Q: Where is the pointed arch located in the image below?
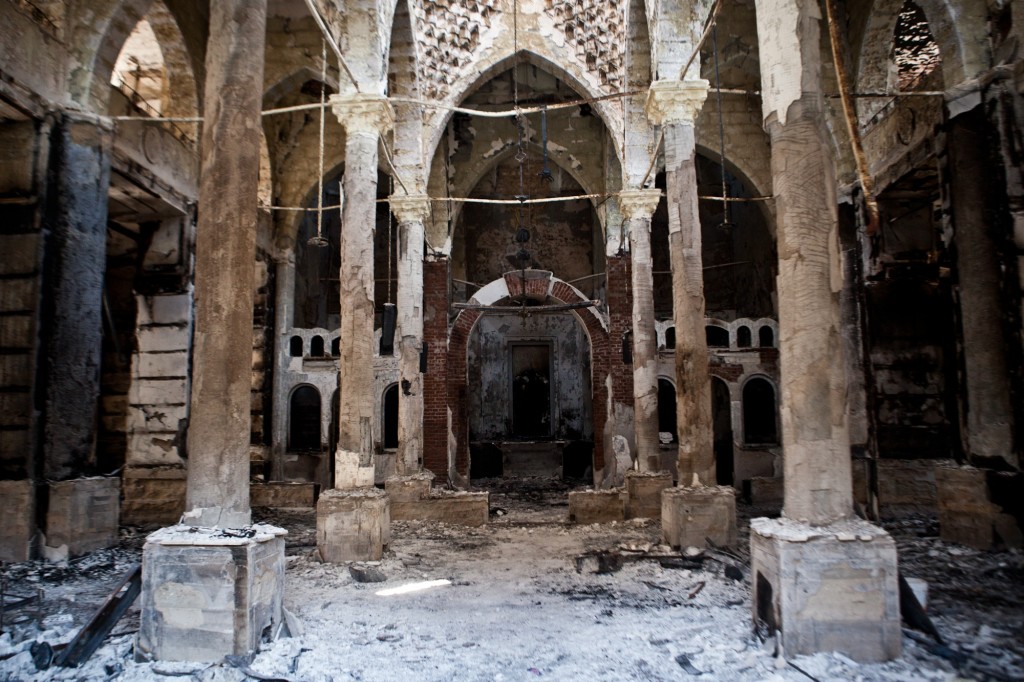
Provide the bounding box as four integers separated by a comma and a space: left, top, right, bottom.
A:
443, 271, 611, 481
856, 0, 989, 104
424, 50, 624, 172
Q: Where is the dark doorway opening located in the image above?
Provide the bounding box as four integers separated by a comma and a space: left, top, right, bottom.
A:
289, 386, 321, 451
382, 383, 399, 450
712, 377, 734, 485
511, 343, 551, 438
657, 379, 677, 442
743, 377, 778, 444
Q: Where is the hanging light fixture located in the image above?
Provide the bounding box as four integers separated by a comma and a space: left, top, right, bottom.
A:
712, 23, 735, 235
309, 40, 331, 247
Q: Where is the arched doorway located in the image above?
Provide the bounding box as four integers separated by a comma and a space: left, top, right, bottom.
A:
657, 378, 677, 443
743, 377, 778, 445
289, 385, 322, 452
382, 383, 399, 450
467, 305, 592, 479
712, 377, 734, 486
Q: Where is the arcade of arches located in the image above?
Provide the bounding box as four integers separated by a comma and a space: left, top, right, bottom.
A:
0, 0, 1022, 667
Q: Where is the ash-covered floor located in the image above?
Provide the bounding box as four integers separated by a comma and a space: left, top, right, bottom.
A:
1, 480, 1022, 681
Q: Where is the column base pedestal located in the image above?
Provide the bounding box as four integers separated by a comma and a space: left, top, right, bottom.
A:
568, 489, 625, 524
625, 470, 673, 518
661, 485, 736, 548
936, 464, 1023, 549
750, 517, 901, 662
45, 477, 120, 559
316, 487, 390, 561
137, 523, 287, 662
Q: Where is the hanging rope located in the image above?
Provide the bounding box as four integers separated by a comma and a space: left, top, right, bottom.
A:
308, 40, 329, 247
824, 0, 880, 236
712, 23, 733, 231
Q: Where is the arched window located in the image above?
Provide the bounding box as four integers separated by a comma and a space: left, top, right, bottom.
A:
289, 386, 321, 451
706, 325, 729, 348
382, 384, 399, 450
657, 379, 677, 443
893, 0, 942, 93
759, 326, 774, 348
664, 327, 676, 349
289, 335, 304, 357
310, 335, 325, 357
331, 336, 340, 356
743, 378, 778, 444
737, 325, 752, 348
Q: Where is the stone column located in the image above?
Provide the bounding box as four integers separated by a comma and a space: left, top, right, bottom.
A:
41, 113, 113, 482
948, 108, 1015, 470
389, 195, 429, 475
314, 93, 393, 562
329, 93, 394, 488
39, 113, 121, 558
270, 252, 295, 481
183, 0, 267, 529
620, 188, 664, 472
645, 80, 715, 485
933, 106, 1022, 551
139, 1, 288, 664
646, 80, 736, 550
748, 0, 900, 661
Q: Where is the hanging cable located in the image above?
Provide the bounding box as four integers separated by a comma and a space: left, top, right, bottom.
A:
712, 23, 733, 232
387, 175, 395, 305
512, 0, 531, 314
380, 174, 397, 355
309, 40, 330, 247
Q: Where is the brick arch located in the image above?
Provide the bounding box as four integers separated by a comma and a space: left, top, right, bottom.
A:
443, 271, 612, 481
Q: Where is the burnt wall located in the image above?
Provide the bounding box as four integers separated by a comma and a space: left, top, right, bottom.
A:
467, 311, 592, 442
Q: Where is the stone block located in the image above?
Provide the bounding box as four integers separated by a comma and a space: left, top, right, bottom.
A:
0, 315, 33, 347
127, 404, 188, 432
127, 432, 184, 467
747, 476, 784, 506
137, 326, 191, 353
0, 354, 31, 386
251, 482, 316, 508
390, 491, 488, 526
45, 477, 120, 557
385, 473, 435, 502
137, 293, 192, 326
568, 489, 625, 524
130, 378, 189, 406
936, 465, 1023, 549
0, 392, 31, 426
662, 485, 737, 548
750, 517, 901, 662
0, 278, 34, 311
122, 467, 187, 526
625, 470, 673, 519
317, 488, 390, 562
0, 479, 34, 562
136, 351, 189, 379
137, 524, 286, 662
0, 234, 40, 276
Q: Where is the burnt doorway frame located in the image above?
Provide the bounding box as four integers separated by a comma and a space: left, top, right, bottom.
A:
508, 339, 555, 440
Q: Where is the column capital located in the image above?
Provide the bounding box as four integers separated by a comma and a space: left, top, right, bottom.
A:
389, 194, 431, 223
645, 79, 710, 127
329, 93, 395, 136
618, 188, 663, 221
